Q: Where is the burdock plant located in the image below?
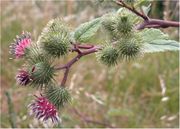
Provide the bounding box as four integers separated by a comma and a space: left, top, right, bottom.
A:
9, 0, 179, 126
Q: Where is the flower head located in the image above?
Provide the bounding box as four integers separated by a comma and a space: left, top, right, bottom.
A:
16, 69, 32, 86
96, 44, 119, 67
45, 86, 71, 109
28, 95, 60, 124
9, 31, 31, 58
30, 62, 55, 88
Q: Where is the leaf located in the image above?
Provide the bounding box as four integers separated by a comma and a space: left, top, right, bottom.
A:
142, 3, 151, 15
141, 28, 169, 43
141, 28, 180, 53
135, 0, 152, 7
73, 18, 102, 43
143, 39, 180, 53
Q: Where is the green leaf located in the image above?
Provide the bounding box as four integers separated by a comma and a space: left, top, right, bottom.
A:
143, 39, 180, 53
135, 0, 152, 7
141, 28, 179, 53
73, 18, 102, 43
141, 28, 169, 43
142, 3, 151, 15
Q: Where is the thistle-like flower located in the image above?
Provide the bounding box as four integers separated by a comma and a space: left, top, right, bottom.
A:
45, 86, 71, 109
42, 32, 70, 58
102, 13, 118, 40
116, 15, 133, 36
28, 95, 60, 124
31, 62, 55, 88
118, 36, 143, 60
96, 44, 119, 67
16, 69, 32, 86
39, 18, 70, 58
9, 32, 31, 58
102, 13, 116, 33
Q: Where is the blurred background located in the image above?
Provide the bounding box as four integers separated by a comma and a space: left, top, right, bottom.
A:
0, 0, 179, 128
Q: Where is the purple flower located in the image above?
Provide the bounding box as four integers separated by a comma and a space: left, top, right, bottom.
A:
16, 69, 32, 86
9, 31, 31, 58
28, 95, 60, 124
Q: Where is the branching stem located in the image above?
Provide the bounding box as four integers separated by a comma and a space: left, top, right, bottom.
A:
55, 44, 101, 86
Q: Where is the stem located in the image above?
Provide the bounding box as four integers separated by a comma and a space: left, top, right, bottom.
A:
56, 45, 101, 86
5, 91, 17, 128
75, 44, 94, 49
71, 44, 95, 53
61, 68, 70, 86
60, 54, 81, 86
137, 18, 180, 30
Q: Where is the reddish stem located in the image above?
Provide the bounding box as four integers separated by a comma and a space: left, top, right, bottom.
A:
56, 44, 101, 86
71, 44, 95, 53
137, 19, 180, 30
76, 44, 94, 49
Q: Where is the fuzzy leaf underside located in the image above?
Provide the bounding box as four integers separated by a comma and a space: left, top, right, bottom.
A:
141, 28, 169, 43
141, 28, 179, 53
143, 39, 180, 53
73, 18, 102, 43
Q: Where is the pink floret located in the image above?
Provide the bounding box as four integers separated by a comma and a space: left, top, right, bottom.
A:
28, 95, 60, 124
16, 69, 32, 86
9, 32, 31, 58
